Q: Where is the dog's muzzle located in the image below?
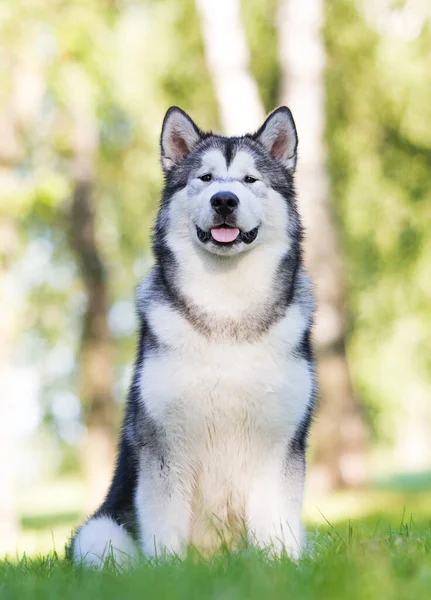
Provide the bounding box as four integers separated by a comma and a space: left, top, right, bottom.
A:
196, 225, 259, 246
210, 191, 239, 218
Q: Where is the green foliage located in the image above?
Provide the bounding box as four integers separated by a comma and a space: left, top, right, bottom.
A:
2, 0, 431, 473
0, 0, 218, 466
325, 1, 431, 441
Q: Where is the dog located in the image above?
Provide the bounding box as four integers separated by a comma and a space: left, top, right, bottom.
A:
70, 106, 316, 568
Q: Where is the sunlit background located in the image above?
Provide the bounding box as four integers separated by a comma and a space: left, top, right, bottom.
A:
1, 0, 431, 559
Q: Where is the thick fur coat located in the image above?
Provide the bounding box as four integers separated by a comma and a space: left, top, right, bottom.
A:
70, 106, 316, 567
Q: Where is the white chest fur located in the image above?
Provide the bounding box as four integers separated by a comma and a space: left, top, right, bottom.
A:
139, 299, 311, 543
142, 300, 310, 434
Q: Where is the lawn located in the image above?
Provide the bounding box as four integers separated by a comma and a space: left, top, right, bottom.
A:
1, 474, 431, 599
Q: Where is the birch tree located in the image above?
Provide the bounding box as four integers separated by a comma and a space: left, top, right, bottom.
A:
196, 0, 367, 490
277, 0, 368, 490
195, 0, 264, 134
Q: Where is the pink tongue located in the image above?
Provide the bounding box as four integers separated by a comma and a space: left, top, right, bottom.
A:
211, 227, 240, 243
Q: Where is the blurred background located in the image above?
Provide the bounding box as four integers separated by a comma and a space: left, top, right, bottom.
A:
1, 0, 431, 559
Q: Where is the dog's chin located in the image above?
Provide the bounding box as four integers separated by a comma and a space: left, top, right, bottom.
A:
194, 224, 259, 256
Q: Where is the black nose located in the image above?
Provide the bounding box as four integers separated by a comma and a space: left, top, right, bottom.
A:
210, 191, 239, 217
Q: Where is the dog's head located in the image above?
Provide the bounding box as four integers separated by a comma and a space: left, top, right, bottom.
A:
157, 106, 300, 258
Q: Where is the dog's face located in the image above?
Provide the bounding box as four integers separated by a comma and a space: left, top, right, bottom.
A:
158, 107, 299, 258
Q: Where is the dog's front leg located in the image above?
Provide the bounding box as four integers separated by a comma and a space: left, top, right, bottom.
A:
246, 452, 305, 559
135, 449, 192, 558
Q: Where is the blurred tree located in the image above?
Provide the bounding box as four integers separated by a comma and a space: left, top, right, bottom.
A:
325, 0, 431, 470
0, 0, 119, 508
195, 0, 264, 134
0, 19, 43, 551
44, 3, 120, 508
0, 0, 219, 501
197, 0, 368, 491
277, 0, 368, 490
68, 94, 116, 510
1, 0, 429, 517
0, 219, 19, 552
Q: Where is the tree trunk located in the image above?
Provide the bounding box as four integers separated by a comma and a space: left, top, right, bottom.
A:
68, 111, 117, 512
195, 0, 264, 135
277, 0, 368, 491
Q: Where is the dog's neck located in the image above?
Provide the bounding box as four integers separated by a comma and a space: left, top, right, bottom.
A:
180, 242, 283, 312
155, 236, 299, 341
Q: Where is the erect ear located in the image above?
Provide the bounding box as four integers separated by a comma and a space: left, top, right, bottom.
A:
254, 107, 298, 171
160, 107, 202, 172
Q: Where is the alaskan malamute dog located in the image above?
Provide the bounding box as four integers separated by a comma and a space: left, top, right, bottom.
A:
71, 106, 316, 567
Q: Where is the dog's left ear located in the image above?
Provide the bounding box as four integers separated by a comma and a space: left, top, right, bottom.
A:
160, 107, 202, 172
254, 107, 298, 172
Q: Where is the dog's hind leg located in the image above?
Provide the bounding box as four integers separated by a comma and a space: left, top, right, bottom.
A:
71, 514, 139, 569
70, 436, 140, 569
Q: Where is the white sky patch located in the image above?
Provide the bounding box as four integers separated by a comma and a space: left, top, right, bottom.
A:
52, 391, 81, 422
109, 300, 137, 336
16, 238, 53, 291
362, 0, 430, 40
4, 367, 42, 438
45, 345, 75, 379
52, 392, 85, 446
58, 422, 86, 446
45, 262, 76, 291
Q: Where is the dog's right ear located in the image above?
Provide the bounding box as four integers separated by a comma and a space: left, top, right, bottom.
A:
160, 107, 202, 172
254, 107, 298, 172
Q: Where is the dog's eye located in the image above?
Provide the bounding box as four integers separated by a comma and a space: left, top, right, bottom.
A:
199, 174, 212, 182
244, 176, 257, 184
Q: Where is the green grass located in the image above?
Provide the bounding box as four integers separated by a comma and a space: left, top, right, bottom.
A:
1, 475, 431, 599
1, 519, 431, 600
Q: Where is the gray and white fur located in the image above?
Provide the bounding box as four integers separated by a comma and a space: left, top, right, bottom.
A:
70, 106, 316, 567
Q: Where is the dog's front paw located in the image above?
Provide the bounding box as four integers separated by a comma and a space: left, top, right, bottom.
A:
249, 522, 303, 561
